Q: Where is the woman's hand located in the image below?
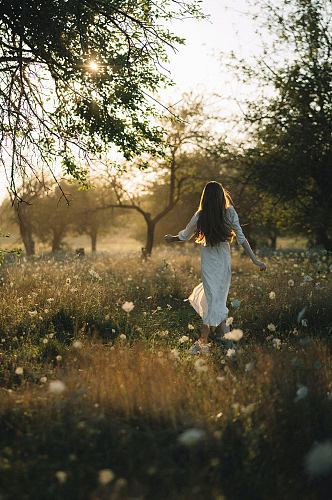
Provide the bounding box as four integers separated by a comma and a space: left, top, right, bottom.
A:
164, 234, 174, 243
254, 259, 267, 271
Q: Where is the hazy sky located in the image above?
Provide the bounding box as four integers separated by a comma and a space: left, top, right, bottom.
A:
0, 0, 262, 203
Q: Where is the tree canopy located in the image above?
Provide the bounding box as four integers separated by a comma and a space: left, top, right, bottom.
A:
0, 0, 203, 198
230, 0, 332, 249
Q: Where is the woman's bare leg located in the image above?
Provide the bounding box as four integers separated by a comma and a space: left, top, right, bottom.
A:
199, 324, 210, 344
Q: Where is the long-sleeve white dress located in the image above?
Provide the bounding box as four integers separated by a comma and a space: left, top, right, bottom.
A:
178, 205, 246, 327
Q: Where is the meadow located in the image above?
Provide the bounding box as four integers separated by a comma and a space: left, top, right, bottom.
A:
0, 244, 331, 500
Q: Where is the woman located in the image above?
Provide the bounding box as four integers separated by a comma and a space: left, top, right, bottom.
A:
164, 181, 266, 354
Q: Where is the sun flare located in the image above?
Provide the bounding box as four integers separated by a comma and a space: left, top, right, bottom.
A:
87, 60, 99, 72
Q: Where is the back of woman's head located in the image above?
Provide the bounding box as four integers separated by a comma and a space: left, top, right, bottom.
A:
195, 181, 233, 246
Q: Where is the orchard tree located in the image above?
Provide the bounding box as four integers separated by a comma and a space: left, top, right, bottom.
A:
93, 94, 219, 256
229, 0, 332, 249
0, 0, 203, 199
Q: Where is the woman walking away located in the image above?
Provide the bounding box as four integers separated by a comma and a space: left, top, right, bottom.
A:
164, 181, 266, 354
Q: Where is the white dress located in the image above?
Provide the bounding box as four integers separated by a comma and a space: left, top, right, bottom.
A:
178, 205, 246, 327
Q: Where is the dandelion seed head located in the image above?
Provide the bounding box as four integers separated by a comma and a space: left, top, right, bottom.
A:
224, 329, 243, 341
49, 380, 66, 394
304, 441, 332, 476
98, 469, 115, 485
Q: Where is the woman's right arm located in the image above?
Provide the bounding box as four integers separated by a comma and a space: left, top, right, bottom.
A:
164, 212, 199, 243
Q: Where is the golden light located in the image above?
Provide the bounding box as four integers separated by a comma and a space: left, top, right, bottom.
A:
87, 60, 99, 72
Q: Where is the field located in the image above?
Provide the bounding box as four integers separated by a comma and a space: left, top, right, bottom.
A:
0, 244, 331, 500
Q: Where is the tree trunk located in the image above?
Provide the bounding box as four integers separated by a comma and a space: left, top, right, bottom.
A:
52, 230, 63, 252
269, 232, 277, 250
143, 218, 155, 257
90, 230, 97, 252
315, 228, 332, 251
16, 207, 35, 255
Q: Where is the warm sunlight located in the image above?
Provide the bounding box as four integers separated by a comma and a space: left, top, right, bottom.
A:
87, 60, 99, 72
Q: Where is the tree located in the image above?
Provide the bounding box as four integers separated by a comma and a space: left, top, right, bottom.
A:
229, 0, 332, 249
0, 0, 203, 198
93, 94, 217, 256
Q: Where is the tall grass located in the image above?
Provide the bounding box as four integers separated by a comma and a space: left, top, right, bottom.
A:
0, 246, 331, 499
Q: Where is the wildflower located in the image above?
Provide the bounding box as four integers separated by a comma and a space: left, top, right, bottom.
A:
267, 323, 276, 332
89, 269, 100, 279
304, 441, 332, 476
294, 383, 308, 402
56, 355, 62, 361
288, 279, 295, 287
119, 334, 126, 340
304, 275, 313, 282
224, 329, 243, 341
49, 380, 66, 394
166, 304, 172, 310
15, 367, 23, 375
194, 358, 208, 372
187, 323, 195, 330
66, 277, 71, 285
70, 287, 78, 293
226, 317, 233, 326
231, 299, 241, 308
170, 348, 179, 360
47, 298, 54, 303
44, 309, 49, 314
28, 310, 38, 317
40, 376, 47, 383
122, 301, 134, 313
55, 471, 67, 484
226, 348, 236, 358
178, 428, 206, 446
72, 341, 82, 349
179, 335, 189, 343
272, 338, 281, 349
297, 307, 306, 323
98, 469, 115, 485
216, 376, 225, 382
269, 291, 276, 300
301, 319, 308, 327
42, 338, 48, 344
159, 330, 169, 337
105, 314, 110, 320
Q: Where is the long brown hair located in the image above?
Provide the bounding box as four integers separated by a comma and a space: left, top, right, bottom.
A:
195, 181, 233, 246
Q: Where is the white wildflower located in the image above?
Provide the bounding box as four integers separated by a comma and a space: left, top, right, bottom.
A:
55, 471, 67, 483
28, 310, 38, 317
178, 428, 206, 446
49, 380, 66, 394
98, 469, 115, 485
294, 383, 308, 402
226, 348, 236, 358
89, 269, 100, 279
194, 358, 208, 372
56, 355, 62, 361
288, 279, 295, 287
226, 317, 233, 326
119, 334, 126, 340
224, 329, 243, 342
267, 323, 276, 332
47, 298, 55, 303
187, 323, 195, 330
42, 338, 48, 344
304, 441, 332, 476
269, 291, 276, 300
245, 362, 254, 372
66, 277, 71, 285
15, 367, 23, 375
179, 335, 189, 343
72, 341, 82, 349
122, 301, 134, 313
297, 307, 306, 324
40, 376, 47, 383
159, 330, 169, 337
301, 319, 308, 327
272, 338, 281, 349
